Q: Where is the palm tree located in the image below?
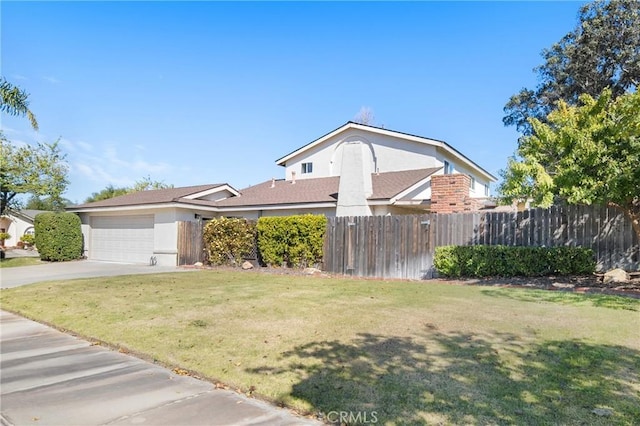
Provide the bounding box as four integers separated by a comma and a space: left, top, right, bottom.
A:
0, 77, 38, 131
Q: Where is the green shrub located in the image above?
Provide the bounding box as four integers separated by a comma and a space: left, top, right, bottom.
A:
434, 245, 595, 278
203, 217, 256, 266
20, 234, 35, 245
34, 212, 83, 261
0, 232, 11, 242
257, 215, 327, 267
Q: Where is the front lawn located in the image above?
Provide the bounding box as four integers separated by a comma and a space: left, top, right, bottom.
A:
0, 257, 43, 268
2, 271, 639, 424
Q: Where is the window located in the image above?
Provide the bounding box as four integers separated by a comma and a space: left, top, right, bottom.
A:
301, 162, 313, 174
484, 183, 490, 196
444, 160, 453, 174
469, 176, 475, 190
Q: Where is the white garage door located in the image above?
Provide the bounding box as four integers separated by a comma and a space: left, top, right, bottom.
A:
91, 215, 154, 264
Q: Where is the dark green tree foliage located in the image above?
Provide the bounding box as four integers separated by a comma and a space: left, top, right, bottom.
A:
257, 215, 326, 267
434, 245, 595, 278
504, 0, 640, 135
84, 177, 173, 203
34, 212, 83, 261
25, 195, 74, 211
84, 185, 130, 203
203, 217, 256, 266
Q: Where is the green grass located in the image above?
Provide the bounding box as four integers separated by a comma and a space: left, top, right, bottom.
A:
0, 257, 43, 268
2, 271, 639, 425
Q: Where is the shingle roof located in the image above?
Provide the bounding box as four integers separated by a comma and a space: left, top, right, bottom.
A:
215, 168, 440, 208
68, 169, 442, 211
70, 184, 226, 209
215, 176, 340, 207
370, 167, 441, 200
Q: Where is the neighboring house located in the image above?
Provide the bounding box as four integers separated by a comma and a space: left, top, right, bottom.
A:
0, 210, 46, 247
68, 122, 497, 266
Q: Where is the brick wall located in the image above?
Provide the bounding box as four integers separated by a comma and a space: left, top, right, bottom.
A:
430, 174, 481, 214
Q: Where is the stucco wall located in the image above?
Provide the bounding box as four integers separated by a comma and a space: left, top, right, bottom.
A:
0, 216, 35, 247
284, 129, 440, 180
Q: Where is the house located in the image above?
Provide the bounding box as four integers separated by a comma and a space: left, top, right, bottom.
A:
68, 122, 497, 266
0, 210, 46, 247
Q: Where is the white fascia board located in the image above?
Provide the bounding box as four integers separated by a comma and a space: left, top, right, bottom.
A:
367, 200, 393, 206
389, 175, 434, 204
393, 199, 432, 206
184, 184, 240, 199
68, 202, 221, 214
217, 202, 337, 212
437, 145, 497, 182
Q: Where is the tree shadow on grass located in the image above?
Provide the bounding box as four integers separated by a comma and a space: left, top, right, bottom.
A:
249, 331, 640, 425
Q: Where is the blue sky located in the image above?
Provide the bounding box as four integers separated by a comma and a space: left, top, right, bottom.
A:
1, 1, 585, 203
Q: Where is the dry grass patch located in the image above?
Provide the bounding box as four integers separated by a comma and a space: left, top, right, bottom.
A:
2, 270, 639, 425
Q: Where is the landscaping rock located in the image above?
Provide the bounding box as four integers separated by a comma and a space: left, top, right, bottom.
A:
303, 267, 322, 275
591, 408, 613, 417
194, 262, 203, 267
552, 282, 574, 289
603, 268, 628, 284
241, 261, 254, 270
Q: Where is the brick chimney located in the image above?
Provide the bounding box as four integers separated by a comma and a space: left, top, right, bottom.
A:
430, 174, 481, 214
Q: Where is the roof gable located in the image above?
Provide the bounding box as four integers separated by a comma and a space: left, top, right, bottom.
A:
275, 122, 497, 182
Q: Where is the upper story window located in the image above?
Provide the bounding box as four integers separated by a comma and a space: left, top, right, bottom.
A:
301, 162, 313, 174
444, 160, 453, 174
484, 183, 490, 196
469, 176, 476, 190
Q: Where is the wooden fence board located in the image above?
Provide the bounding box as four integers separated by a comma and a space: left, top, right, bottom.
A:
323, 205, 638, 278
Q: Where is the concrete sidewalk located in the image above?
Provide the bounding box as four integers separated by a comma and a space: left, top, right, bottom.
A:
0, 311, 319, 426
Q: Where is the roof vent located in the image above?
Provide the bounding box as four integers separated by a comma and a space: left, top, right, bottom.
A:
291, 171, 296, 184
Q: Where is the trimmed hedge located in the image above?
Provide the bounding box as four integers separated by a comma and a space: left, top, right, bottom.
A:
434, 245, 595, 278
257, 215, 326, 267
203, 217, 256, 266
34, 212, 83, 261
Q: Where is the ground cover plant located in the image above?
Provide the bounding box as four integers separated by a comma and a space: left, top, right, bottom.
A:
2, 271, 639, 425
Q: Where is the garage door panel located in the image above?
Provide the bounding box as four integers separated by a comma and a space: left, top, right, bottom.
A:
91, 215, 154, 264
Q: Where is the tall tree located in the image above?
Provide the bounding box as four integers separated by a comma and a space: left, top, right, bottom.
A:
25, 195, 75, 211
84, 185, 130, 203
503, 0, 640, 135
0, 77, 39, 131
1, 79, 68, 215
0, 136, 69, 215
499, 89, 640, 238
84, 177, 173, 203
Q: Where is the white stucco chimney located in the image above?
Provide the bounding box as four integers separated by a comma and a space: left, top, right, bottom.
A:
336, 141, 373, 216
291, 171, 296, 184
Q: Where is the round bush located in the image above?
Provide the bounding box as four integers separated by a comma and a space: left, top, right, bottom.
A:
34, 212, 83, 261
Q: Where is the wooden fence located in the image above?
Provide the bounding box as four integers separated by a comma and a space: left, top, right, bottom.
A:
178, 205, 639, 276
323, 215, 433, 279
324, 205, 639, 279
177, 221, 205, 265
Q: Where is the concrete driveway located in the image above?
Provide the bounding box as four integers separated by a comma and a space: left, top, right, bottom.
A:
1, 260, 192, 288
